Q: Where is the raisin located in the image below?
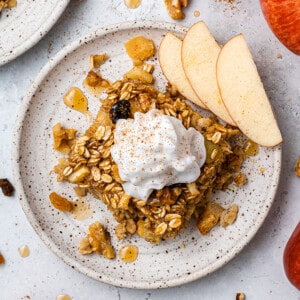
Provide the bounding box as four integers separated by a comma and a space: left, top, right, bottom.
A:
0, 178, 14, 197
109, 100, 131, 123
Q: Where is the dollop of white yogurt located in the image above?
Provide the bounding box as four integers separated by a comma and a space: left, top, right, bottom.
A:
111, 109, 206, 201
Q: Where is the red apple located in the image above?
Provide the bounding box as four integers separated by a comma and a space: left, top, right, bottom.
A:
259, 0, 300, 55
283, 222, 300, 290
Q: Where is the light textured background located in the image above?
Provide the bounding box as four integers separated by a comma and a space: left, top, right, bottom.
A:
0, 0, 299, 299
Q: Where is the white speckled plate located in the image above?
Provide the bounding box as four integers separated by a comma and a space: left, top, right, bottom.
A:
0, 0, 69, 66
12, 21, 282, 289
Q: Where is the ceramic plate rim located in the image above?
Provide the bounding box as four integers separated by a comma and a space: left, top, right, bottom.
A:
12, 21, 282, 289
0, 0, 70, 66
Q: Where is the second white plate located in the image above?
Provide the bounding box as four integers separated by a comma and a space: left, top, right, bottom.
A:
0, 0, 70, 66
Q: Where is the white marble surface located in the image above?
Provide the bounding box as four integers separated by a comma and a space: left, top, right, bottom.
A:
0, 0, 299, 299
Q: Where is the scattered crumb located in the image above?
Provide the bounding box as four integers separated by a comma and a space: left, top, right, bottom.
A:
0, 253, 5, 265
276, 53, 282, 59
194, 10, 200, 17
56, 295, 72, 300
18, 245, 30, 258
215, 0, 241, 13
0, 178, 14, 197
236, 292, 246, 300
295, 156, 300, 177
48, 42, 53, 54
259, 167, 266, 174
234, 172, 247, 187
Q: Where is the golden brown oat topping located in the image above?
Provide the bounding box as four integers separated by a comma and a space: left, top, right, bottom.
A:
53, 78, 245, 244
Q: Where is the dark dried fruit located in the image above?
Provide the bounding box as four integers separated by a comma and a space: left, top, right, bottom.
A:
0, 178, 14, 197
109, 100, 131, 123
0, 253, 5, 265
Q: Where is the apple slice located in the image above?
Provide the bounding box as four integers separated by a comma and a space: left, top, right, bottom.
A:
158, 33, 207, 109
217, 34, 282, 147
181, 21, 236, 126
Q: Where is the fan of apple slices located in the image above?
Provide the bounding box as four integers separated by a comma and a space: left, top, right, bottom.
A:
158, 21, 282, 147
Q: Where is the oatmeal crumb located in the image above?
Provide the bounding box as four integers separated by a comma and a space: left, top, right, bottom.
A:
18, 245, 30, 258
295, 156, 300, 177
236, 292, 246, 300
56, 295, 72, 300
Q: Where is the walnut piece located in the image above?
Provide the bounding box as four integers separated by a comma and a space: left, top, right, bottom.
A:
79, 222, 115, 259
196, 201, 224, 235
164, 0, 188, 20
52, 123, 77, 155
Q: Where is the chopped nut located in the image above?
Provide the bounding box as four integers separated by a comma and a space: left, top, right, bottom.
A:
78, 222, 115, 259
73, 186, 87, 197
49, 192, 73, 212
18, 245, 30, 258
52, 123, 77, 154
124, 67, 153, 83
0, 178, 14, 197
164, 0, 188, 20
196, 201, 224, 235
220, 204, 239, 227
234, 172, 247, 187
90, 53, 108, 69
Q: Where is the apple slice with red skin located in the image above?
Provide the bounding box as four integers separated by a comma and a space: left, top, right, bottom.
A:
259, 0, 300, 55
283, 222, 300, 290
